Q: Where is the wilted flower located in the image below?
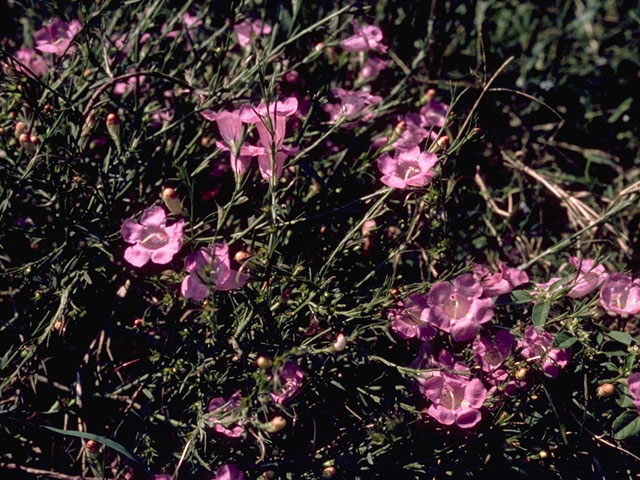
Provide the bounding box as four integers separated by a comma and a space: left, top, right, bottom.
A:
35, 18, 81, 55
270, 361, 304, 404
518, 326, 570, 379
473, 263, 529, 297
388, 293, 435, 341
341, 22, 387, 53
377, 146, 438, 189
567, 257, 607, 298
120, 206, 184, 267
424, 274, 494, 342
208, 393, 244, 438
181, 244, 248, 301
599, 273, 640, 315
420, 350, 487, 429
234, 19, 272, 48
627, 373, 640, 412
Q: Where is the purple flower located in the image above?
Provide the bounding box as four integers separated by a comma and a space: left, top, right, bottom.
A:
234, 20, 272, 48
424, 274, 494, 342
324, 88, 381, 123
341, 22, 387, 53
419, 99, 449, 139
212, 464, 244, 480
270, 362, 304, 404
35, 18, 81, 55
377, 146, 438, 189
473, 263, 529, 297
518, 326, 570, 379
627, 373, 640, 413
10, 48, 49, 76
359, 56, 388, 80
473, 330, 515, 373
120, 206, 184, 267
567, 257, 607, 298
181, 244, 248, 301
388, 293, 435, 341
599, 273, 640, 315
208, 393, 244, 438
421, 351, 487, 429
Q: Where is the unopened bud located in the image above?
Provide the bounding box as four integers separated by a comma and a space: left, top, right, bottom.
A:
393, 120, 406, 137
134, 318, 143, 327
260, 471, 275, 480
539, 450, 548, 459
314, 42, 324, 52
256, 356, 272, 369
333, 333, 347, 352
390, 288, 399, 296
54, 321, 63, 330
14, 121, 25, 137
106, 113, 121, 151
266, 415, 287, 433
29, 135, 39, 145
423, 88, 436, 103
86, 440, 98, 452
515, 368, 528, 381
106, 113, 119, 126
596, 383, 615, 398
234, 251, 249, 262
0, 127, 5, 135
322, 466, 337, 478
436, 135, 449, 148
18, 133, 30, 145
162, 187, 184, 216
83, 69, 93, 79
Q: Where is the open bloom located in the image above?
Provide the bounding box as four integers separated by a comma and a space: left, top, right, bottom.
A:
359, 56, 388, 80
234, 19, 272, 48
239, 97, 299, 179
9, 48, 49, 76
599, 273, 640, 315
473, 263, 529, 297
424, 274, 493, 342
628, 373, 640, 412
567, 257, 607, 298
419, 99, 449, 138
388, 293, 435, 341
35, 18, 81, 55
208, 393, 244, 438
341, 22, 387, 53
324, 88, 381, 123
420, 350, 487, 429
377, 146, 438, 189
181, 244, 248, 301
473, 330, 515, 373
121, 206, 184, 267
270, 362, 304, 404
212, 464, 244, 480
518, 326, 570, 379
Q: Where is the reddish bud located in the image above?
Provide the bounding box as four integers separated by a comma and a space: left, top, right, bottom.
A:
333, 333, 347, 352
29, 135, 39, 145
53, 321, 63, 330
266, 416, 287, 433
86, 440, 98, 452
256, 356, 272, 369
234, 251, 249, 263
18, 133, 30, 145
597, 383, 615, 398
436, 135, 449, 148
134, 318, 143, 327
14, 121, 25, 136
162, 187, 183, 215
515, 368, 528, 381
322, 466, 337, 478
106, 113, 119, 126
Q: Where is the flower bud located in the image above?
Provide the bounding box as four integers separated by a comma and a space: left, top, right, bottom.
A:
86, 440, 98, 452
515, 368, 528, 381
393, 120, 406, 137
423, 88, 436, 103
314, 42, 324, 52
234, 251, 249, 263
106, 113, 121, 151
539, 450, 548, 459
256, 356, 272, 369
596, 383, 615, 398
14, 121, 25, 137
54, 321, 63, 330
322, 466, 337, 478
436, 135, 449, 149
333, 333, 347, 352
134, 318, 143, 327
29, 135, 39, 145
260, 471, 275, 480
162, 187, 184, 216
266, 416, 287, 433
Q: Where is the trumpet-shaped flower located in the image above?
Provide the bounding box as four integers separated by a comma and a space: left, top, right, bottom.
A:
359, 56, 388, 80
324, 88, 381, 123
599, 273, 640, 315
234, 20, 272, 48
388, 293, 435, 341
567, 257, 607, 298
35, 18, 81, 55
208, 393, 244, 438
377, 146, 438, 189
627, 373, 640, 412
181, 244, 248, 301
419, 99, 449, 138
424, 274, 494, 342
518, 326, 570, 379
473, 330, 515, 373
473, 263, 529, 297
121, 206, 184, 267
270, 362, 304, 404
341, 22, 387, 53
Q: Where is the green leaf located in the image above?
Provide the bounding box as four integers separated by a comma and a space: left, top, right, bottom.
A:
511, 290, 533, 303
41, 425, 145, 467
531, 300, 550, 328
608, 330, 634, 346
614, 415, 640, 440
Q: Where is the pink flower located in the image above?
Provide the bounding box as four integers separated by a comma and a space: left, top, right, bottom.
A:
600, 273, 640, 315
35, 18, 81, 55
566, 257, 607, 298
421, 350, 487, 429
208, 393, 244, 438
121, 206, 184, 267
113, 73, 146, 96
359, 56, 388, 80
234, 20, 272, 48
473, 263, 529, 297
419, 100, 449, 134
518, 326, 570, 379
212, 464, 244, 480
341, 22, 387, 53
424, 274, 494, 342
181, 244, 248, 301
239, 97, 299, 179
10, 48, 49, 76
324, 88, 381, 123
388, 293, 436, 341
473, 330, 515, 373
270, 361, 304, 404
155, 475, 171, 480
627, 373, 640, 412
377, 146, 438, 189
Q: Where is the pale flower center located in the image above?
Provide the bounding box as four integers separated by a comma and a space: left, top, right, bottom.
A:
443, 293, 471, 321
610, 285, 629, 309
440, 383, 464, 410
140, 226, 169, 250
